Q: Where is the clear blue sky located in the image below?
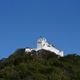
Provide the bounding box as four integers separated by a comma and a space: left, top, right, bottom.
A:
0, 0, 80, 59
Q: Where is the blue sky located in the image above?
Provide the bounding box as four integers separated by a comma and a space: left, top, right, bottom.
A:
0, 0, 80, 59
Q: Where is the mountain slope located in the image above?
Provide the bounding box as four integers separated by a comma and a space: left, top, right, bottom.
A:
0, 48, 80, 80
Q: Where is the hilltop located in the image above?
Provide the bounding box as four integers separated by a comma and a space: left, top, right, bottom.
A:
0, 48, 80, 80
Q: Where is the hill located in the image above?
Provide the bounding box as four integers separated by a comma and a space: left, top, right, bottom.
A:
0, 48, 80, 80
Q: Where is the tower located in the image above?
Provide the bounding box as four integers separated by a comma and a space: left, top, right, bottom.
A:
37, 37, 47, 49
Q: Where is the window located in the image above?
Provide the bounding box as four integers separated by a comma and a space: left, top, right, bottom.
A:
43, 44, 45, 46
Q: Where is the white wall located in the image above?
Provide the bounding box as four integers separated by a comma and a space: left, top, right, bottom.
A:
25, 38, 64, 57
37, 38, 64, 57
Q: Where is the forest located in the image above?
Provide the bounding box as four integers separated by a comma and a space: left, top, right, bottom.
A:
0, 48, 80, 80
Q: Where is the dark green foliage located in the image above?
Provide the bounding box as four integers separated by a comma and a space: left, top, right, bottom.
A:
0, 48, 80, 80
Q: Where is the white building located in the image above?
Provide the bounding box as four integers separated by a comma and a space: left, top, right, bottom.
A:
25, 37, 64, 57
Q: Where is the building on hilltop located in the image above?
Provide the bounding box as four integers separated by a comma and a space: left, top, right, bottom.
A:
25, 37, 64, 57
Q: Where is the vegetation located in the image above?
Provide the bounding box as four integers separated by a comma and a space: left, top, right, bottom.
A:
0, 48, 80, 80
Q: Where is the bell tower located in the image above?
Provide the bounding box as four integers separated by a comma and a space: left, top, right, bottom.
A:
37, 37, 47, 49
